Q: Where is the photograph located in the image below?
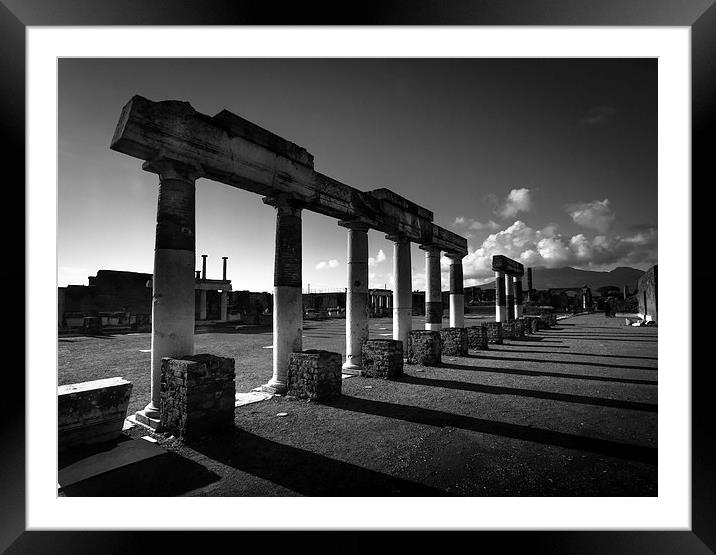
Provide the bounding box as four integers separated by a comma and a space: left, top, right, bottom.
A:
56, 57, 658, 497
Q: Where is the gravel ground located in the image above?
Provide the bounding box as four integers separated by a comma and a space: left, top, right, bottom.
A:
60, 312, 658, 496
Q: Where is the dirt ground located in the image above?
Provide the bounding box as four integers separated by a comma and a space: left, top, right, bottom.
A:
59, 313, 658, 496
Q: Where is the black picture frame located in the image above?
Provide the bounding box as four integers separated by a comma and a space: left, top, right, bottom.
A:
4, 1, 712, 552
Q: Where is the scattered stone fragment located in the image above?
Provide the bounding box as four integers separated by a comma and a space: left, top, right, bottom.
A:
141, 435, 157, 443
276, 412, 288, 417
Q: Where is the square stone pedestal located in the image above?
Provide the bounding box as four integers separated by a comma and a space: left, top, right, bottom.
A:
288, 350, 342, 401
160, 354, 236, 442
483, 321, 503, 344
361, 339, 404, 379
467, 325, 489, 350
407, 330, 441, 366
440, 327, 468, 356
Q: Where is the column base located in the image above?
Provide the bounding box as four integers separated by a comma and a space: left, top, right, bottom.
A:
132, 409, 162, 432
341, 361, 364, 376
258, 380, 287, 395
425, 322, 442, 331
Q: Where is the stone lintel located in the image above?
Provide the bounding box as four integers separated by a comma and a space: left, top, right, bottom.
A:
492, 254, 524, 276
111, 95, 467, 257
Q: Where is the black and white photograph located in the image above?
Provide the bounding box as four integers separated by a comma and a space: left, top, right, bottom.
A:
56, 57, 659, 497
6, 4, 714, 551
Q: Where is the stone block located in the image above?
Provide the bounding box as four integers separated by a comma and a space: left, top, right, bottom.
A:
501, 322, 516, 339
287, 350, 342, 401
361, 339, 403, 379
467, 325, 489, 350
513, 319, 525, 338
407, 330, 441, 366
483, 321, 503, 344
58, 377, 132, 451
160, 354, 236, 441
440, 327, 468, 356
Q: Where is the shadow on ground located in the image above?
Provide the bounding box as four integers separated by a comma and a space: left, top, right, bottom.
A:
189, 428, 446, 496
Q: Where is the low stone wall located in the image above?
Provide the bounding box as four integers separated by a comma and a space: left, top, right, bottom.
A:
501, 322, 515, 339
441, 327, 468, 356
362, 339, 403, 379
407, 330, 441, 366
160, 354, 236, 441
467, 325, 489, 350
58, 377, 132, 451
483, 321, 503, 344
513, 319, 525, 338
288, 350, 342, 401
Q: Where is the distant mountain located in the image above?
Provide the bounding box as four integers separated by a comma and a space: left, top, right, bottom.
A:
478, 266, 646, 291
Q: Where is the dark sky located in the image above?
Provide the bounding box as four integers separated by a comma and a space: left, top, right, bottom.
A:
58, 58, 657, 290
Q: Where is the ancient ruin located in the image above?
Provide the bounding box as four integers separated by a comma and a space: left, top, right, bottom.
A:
492, 254, 525, 323
110, 95, 467, 427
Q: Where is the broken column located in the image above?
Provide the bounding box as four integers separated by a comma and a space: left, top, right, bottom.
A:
421, 244, 442, 331
264, 195, 303, 393
527, 267, 533, 303
199, 290, 208, 320
495, 270, 507, 322
220, 291, 228, 321
340, 220, 370, 374
140, 158, 199, 424
514, 275, 524, 319
222, 256, 228, 280
448, 253, 465, 328
201, 254, 207, 279
505, 273, 515, 322
390, 234, 412, 352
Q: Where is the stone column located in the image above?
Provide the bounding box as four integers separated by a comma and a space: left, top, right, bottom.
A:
527, 267, 533, 303
389, 235, 412, 351
222, 256, 228, 280
505, 273, 515, 322
448, 254, 465, 328
141, 158, 199, 423
339, 220, 369, 374
199, 290, 207, 320
263, 196, 303, 393
220, 291, 228, 321
201, 254, 207, 279
514, 275, 523, 319
495, 270, 507, 322
421, 245, 442, 331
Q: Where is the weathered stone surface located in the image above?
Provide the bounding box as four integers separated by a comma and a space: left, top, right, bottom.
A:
530, 318, 541, 333
483, 321, 503, 344
466, 325, 489, 350
58, 377, 132, 450
361, 339, 403, 379
287, 350, 342, 401
440, 327, 468, 356
160, 354, 235, 441
110, 95, 467, 256
502, 322, 515, 339
407, 330, 441, 366
513, 319, 525, 338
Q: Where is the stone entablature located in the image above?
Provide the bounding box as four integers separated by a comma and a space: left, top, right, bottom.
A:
58, 377, 132, 450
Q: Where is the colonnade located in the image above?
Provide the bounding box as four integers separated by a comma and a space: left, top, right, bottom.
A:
493, 256, 526, 323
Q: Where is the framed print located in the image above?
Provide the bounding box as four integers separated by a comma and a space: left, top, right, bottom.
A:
4, 0, 714, 552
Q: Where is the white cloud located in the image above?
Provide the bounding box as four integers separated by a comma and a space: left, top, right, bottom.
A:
460, 220, 657, 283
368, 249, 387, 267
315, 259, 339, 270
497, 188, 532, 219
453, 216, 500, 231
567, 199, 616, 233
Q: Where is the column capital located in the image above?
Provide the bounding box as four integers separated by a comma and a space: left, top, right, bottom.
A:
419, 243, 441, 255
262, 194, 305, 214
338, 218, 371, 232
445, 252, 464, 262
142, 155, 202, 183
386, 233, 410, 244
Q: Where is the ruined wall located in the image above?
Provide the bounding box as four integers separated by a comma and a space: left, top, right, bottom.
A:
637, 265, 658, 321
